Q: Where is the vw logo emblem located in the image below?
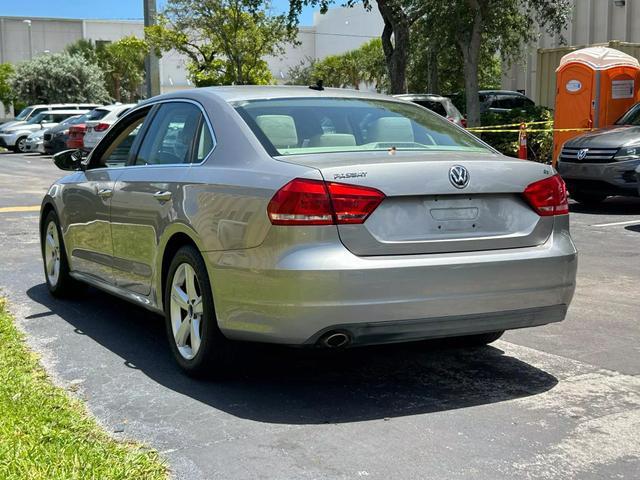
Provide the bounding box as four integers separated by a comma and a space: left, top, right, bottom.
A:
449, 165, 470, 189
577, 148, 589, 160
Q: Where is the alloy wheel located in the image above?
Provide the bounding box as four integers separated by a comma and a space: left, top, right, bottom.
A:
17, 137, 27, 153
169, 263, 204, 360
44, 221, 61, 287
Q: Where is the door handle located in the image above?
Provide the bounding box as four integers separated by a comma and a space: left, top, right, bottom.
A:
153, 191, 172, 202
96, 188, 113, 199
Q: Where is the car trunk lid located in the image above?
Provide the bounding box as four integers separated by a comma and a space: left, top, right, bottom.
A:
277, 151, 556, 255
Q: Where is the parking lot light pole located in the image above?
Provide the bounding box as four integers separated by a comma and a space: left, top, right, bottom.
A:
143, 0, 161, 98
23, 19, 32, 60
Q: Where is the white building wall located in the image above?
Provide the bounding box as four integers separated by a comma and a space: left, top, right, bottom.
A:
0, 5, 384, 116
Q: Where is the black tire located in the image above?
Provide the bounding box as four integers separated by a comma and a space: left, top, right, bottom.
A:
41, 210, 78, 297
164, 245, 231, 377
454, 330, 505, 347
15, 136, 28, 153
571, 191, 607, 207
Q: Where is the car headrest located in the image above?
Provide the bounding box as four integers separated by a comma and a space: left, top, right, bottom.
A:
308, 133, 357, 148
256, 115, 298, 149
368, 116, 414, 143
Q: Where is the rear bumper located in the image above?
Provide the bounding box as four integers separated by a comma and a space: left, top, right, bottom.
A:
558, 158, 640, 196
206, 217, 577, 345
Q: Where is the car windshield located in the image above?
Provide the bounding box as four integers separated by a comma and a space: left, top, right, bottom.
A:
234, 97, 490, 156
26, 113, 48, 124
15, 107, 34, 120
615, 104, 640, 125
59, 115, 81, 126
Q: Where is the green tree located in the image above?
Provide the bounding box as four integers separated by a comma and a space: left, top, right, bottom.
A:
285, 56, 317, 85
11, 53, 110, 105
66, 37, 148, 102
420, 0, 571, 126
288, 1, 427, 93
146, 0, 296, 86
0, 63, 14, 114
299, 39, 388, 91
99, 36, 149, 102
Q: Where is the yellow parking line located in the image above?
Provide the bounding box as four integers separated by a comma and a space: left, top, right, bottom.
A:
0, 205, 41, 213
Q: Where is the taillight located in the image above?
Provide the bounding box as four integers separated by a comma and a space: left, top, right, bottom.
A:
523, 174, 569, 216
461, 118, 467, 128
94, 122, 110, 132
267, 178, 385, 226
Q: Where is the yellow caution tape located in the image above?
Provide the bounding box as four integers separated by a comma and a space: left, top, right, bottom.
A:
466, 127, 592, 133
468, 120, 552, 130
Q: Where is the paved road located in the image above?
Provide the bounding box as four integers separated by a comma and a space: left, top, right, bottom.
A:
1, 151, 639, 479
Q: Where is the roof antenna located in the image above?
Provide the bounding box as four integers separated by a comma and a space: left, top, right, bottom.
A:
309, 79, 324, 91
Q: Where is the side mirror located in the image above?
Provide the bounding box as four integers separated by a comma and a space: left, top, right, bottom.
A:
53, 149, 85, 171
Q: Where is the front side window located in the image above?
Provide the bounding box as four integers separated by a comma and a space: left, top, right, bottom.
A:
234, 97, 489, 156
88, 108, 150, 169
616, 103, 640, 125
135, 102, 209, 165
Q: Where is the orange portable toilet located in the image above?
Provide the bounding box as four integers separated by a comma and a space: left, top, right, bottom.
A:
553, 46, 640, 165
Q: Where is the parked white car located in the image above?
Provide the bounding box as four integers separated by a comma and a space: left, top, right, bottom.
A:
0, 103, 101, 131
0, 110, 88, 153
82, 104, 135, 151
24, 129, 47, 154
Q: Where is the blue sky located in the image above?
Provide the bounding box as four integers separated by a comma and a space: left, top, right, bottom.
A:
0, 0, 317, 25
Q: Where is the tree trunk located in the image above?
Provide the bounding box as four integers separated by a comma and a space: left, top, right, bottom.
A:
114, 76, 121, 103
458, 1, 483, 127
428, 46, 439, 94
377, 1, 409, 94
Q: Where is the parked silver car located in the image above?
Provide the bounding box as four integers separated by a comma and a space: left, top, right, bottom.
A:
40, 86, 577, 376
0, 110, 88, 152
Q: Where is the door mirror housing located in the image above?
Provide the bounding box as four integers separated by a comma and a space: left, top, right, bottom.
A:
53, 149, 85, 171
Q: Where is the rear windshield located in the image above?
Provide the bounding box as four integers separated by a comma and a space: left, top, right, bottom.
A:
85, 109, 110, 121
234, 98, 489, 156
413, 100, 447, 117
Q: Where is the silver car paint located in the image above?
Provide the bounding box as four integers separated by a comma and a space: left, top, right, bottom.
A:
42, 86, 577, 346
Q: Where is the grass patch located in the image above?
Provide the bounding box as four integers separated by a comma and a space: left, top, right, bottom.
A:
0, 298, 168, 480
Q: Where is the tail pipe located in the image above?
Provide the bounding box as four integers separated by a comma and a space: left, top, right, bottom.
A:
318, 331, 352, 349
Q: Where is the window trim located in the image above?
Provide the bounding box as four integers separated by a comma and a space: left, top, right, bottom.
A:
85, 98, 217, 171
126, 99, 217, 168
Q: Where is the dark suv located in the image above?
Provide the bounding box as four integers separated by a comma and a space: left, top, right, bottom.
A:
479, 90, 535, 113
557, 102, 640, 205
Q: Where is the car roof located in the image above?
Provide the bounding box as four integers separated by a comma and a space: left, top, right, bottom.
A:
479, 90, 530, 97
96, 103, 136, 111
37, 109, 89, 115
393, 94, 448, 101
144, 86, 404, 106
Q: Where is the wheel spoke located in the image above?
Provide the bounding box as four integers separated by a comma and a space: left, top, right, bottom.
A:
47, 256, 56, 275
175, 316, 191, 346
190, 318, 201, 354
46, 234, 56, 250
171, 285, 189, 310
185, 265, 197, 299
192, 297, 203, 315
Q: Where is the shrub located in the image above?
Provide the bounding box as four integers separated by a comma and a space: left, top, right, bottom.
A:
478, 106, 554, 164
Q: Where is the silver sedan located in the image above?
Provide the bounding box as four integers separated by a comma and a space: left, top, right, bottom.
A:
40, 86, 577, 376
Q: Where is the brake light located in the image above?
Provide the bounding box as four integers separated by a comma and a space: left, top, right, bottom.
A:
523, 174, 569, 216
267, 178, 385, 225
94, 122, 110, 132
461, 118, 468, 128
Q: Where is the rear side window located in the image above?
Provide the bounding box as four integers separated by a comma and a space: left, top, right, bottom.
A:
234, 97, 489, 156
135, 102, 211, 165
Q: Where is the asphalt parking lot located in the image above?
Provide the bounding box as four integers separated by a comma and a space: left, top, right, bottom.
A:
1, 151, 639, 479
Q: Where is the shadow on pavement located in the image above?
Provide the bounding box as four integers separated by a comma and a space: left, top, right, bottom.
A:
569, 196, 640, 215
27, 282, 558, 425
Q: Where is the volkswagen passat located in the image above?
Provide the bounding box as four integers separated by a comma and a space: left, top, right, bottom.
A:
40, 87, 577, 376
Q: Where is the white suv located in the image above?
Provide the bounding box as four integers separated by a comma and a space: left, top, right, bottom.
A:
82, 104, 135, 152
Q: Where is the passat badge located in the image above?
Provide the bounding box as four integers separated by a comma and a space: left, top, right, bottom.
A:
449, 165, 469, 189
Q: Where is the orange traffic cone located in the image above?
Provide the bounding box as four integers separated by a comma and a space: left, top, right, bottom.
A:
518, 123, 527, 160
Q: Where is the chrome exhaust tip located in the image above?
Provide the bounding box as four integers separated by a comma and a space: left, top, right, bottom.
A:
320, 331, 351, 349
